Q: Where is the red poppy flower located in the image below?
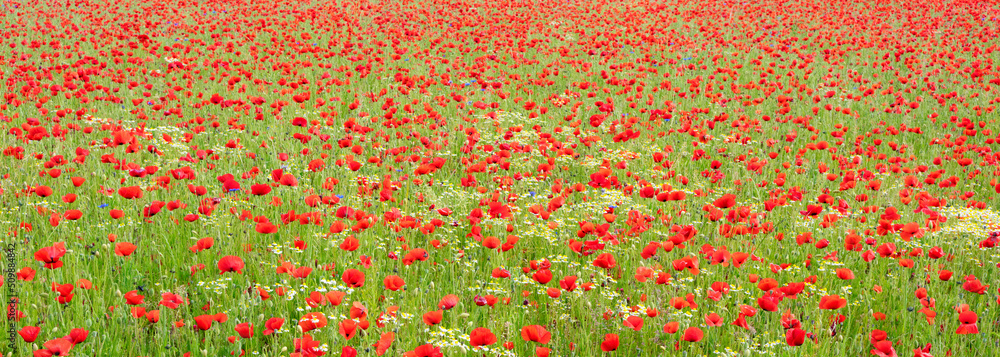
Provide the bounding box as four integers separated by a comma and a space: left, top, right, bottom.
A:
400, 248, 429, 265
63, 209, 82, 220
520, 325, 551, 344
470, 327, 497, 347
34, 243, 66, 269
294, 334, 325, 357
403, 344, 443, 357
35, 185, 53, 197
963, 275, 988, 294
235, 322, 253, 338
217, 255, 245, 274
54, 283, 74, 304
532, 269, 553, 284
19, 326, 40, 342
255, 221, 278, 234
159, 292, 185, 309
800, 204, 823, 217
42, 339, 74, 356
250, 184, 271, 195
956, 310, 979, 334
559, 275, 578, 291
818, 295, 847, 310
115, 242, 137, 256
786, 328, 806, 346
118, 186, 143, 199
194, 314, 216, 331
682, 327, 704, 342
374, 332, 394, 356
705, 313, 724, 326
600, 333, 619, 352
262, 317, 284, 335
124, 290, 145, 305
492, 267, 512, 279
342, 269, 365, 287
422, 310, 443, 326
18, 267, 36, 281
713, 194, 736, 209
324, 291, 346, 306
64, 328, 89, 345
899, 222, 922, 241
146, 310, 160, 323
291, 267, 312, 279
340, 236, 360, 251
624, 315, 643, 331
592, 253, 617, 269
914, 343, 933, 357
757, 278, 779, 291
189, 237, 214, 253
871, 340, 896, 357
482, 236, 501, 249
836, 268, 855, 280
299, 312, 328, 333
438, 294, 459, 310
383, 275, 405, 291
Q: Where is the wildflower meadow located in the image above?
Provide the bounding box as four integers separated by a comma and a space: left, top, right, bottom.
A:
3, 0, 1000, 356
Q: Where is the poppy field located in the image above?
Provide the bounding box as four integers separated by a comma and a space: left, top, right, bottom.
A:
5, 0, 1000, 355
